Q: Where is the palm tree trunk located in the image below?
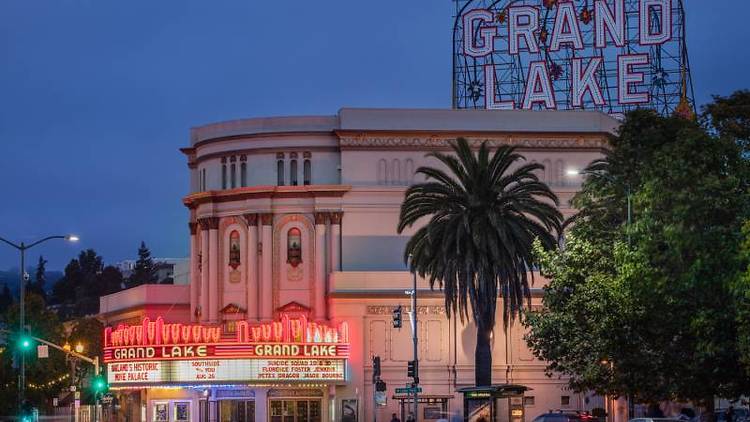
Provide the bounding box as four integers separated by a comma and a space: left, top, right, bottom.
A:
475, 326, 492, 386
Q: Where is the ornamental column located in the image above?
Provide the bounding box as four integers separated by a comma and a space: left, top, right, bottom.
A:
189, 222, 199, 322
260, 213, 274, 320
244, 213, 259, 321
198, 218, 211, 323
330, 212, 342, 272
207, 217, 220, 323
314, 212, 327, 321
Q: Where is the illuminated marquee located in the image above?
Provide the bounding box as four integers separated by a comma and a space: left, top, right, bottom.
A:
452, 0, 694, 116
103, 316, 350, 385
107, 359, 346, 385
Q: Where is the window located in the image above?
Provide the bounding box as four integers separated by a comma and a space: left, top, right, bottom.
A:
277, 160, 285, 186
377, 159, 388, 185
154, 403, 169, 422
240, 163, 247, 187
287, 228, 302, 267
524, 396, 536, 406
543, 159, 552, 184
303, 159, 311, 185
229, 230, 241, 269
231, 163, 237, 188
222, 164, 227, 189
174, 402, 190, 422
201, 168, 207, 191
556, 159, 565, 186
561, 396, 571, 407
290, 159, 298, 186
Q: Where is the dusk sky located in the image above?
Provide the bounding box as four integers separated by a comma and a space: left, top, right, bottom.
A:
1, 1, 748, 271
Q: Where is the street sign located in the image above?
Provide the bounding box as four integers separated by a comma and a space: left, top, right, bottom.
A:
37, 345, 49, 358
395, 387, 422, 394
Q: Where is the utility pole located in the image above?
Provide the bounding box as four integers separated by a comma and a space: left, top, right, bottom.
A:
0, 234, 79, 414
411, 268, 419, 421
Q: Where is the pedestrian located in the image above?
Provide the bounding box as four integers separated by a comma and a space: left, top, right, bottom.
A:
407, 412, 416, 422
726, 406, 735, 422
391, 413, 401, 422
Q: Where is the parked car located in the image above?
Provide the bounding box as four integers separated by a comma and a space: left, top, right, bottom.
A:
716, 408, 749, 422
534, 411, 596, 422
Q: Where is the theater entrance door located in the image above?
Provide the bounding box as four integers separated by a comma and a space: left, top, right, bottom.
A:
269, 399, 322, 422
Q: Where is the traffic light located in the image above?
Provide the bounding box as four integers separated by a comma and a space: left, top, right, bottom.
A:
392, 305, 402, 328
373, 355, 381, 378
92, 375, 108, 394
17, 334, 33, 352
20, 399, 34, 422
407, 360, 418, 381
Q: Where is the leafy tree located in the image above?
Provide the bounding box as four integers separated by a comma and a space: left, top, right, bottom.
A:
129, 241, 157, 287
51, 249, 119, 318
99, 265, 124, 296
702, 90, 750, 152
51, 258, 80, 306
0, 293, 68, 414
525, 110, 750, 414
28, 255, 48, 301
397, 138, 562, 386
67, 317, 105, 405
524, 236, 658, 400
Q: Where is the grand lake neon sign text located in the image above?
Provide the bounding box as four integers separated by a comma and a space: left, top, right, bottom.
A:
453, 0, 693, 115
104, 316, 350, 384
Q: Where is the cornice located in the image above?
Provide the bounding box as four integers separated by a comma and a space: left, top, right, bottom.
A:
183, 185, 352, 208
336, 131, 610, 151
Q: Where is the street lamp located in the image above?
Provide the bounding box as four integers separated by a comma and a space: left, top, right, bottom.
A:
0, 234, 79, 411
75, 343, 84, 354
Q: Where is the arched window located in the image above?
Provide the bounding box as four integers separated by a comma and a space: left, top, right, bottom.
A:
542, 159, 552, 184
240, 163, 247, 187
377, 159, 388, 185
229, 230, 241, 269
201, 168, 207, 191
391, 159, 401, 185
221, 164, 227, 189
290, 160, 298, 186
230, 163, 236, 188
277, 160, 285, 186
303, 159, 311, 185
287, 228, 302, 267
405, 159, 415, 184
555, 160, 565, 186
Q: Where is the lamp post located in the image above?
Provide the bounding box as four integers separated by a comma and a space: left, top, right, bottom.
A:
0, 234, 79, 411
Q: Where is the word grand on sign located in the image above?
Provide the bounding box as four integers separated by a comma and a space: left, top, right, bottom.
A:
452, 0, 694, 116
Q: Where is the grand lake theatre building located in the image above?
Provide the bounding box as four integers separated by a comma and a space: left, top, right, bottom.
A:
98, 108, 619, 422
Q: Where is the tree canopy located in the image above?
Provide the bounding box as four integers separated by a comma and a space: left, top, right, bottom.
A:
525, 105, 750, 409
128, 241, 157, 287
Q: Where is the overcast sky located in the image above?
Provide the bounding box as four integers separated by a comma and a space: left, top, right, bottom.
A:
0, 0, 747, 271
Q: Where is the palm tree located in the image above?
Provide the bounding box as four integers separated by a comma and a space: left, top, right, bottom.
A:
397, 137, 562, 386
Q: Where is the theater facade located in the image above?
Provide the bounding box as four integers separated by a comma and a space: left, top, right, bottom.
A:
98, 108, 619, 422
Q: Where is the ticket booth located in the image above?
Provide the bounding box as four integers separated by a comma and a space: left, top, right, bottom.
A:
458, 384, 529, 422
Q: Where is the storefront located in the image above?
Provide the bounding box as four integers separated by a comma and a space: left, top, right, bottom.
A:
103, 315, 349, 422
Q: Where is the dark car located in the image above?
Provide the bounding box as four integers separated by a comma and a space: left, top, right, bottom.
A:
533, 411, 596, 422
717, 408, 749, 422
